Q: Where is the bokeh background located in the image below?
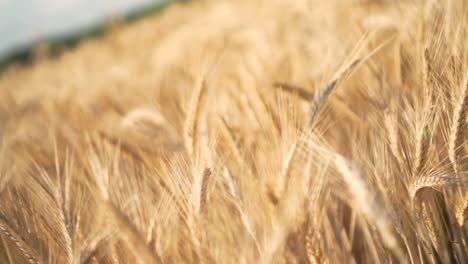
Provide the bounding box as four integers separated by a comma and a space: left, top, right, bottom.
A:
0, 0, 169, 62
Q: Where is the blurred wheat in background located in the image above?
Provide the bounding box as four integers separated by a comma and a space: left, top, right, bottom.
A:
0, 0, 467, 263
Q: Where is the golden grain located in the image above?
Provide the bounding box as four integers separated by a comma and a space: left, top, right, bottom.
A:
0, 0, 466, 263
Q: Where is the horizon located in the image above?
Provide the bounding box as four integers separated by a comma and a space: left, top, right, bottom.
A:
0, 0, 166, 60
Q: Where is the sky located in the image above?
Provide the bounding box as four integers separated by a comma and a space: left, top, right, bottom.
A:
0, 0, 165, 58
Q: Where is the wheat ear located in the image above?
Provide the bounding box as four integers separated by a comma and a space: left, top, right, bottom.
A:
422, 49, 431, 93
420, 199, 440, 252
305, 221, 321, 264
268, 141, 299, 205
384, 109, 401, 162
273, 82, 314, 100
455, 193, 468, 226
308, 58, 360, 125
184, 78, 206, 156
413, 126, 430, 177
104, 200, 162, 264
334, 154, 403, 261
270, 59, 361, 204
199, 167, 212, 216
410, 174, 459, 199
0, 216, 41, 264
448, 79, 468, 176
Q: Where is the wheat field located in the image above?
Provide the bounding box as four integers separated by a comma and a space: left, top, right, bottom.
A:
0, 0, 467, 263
